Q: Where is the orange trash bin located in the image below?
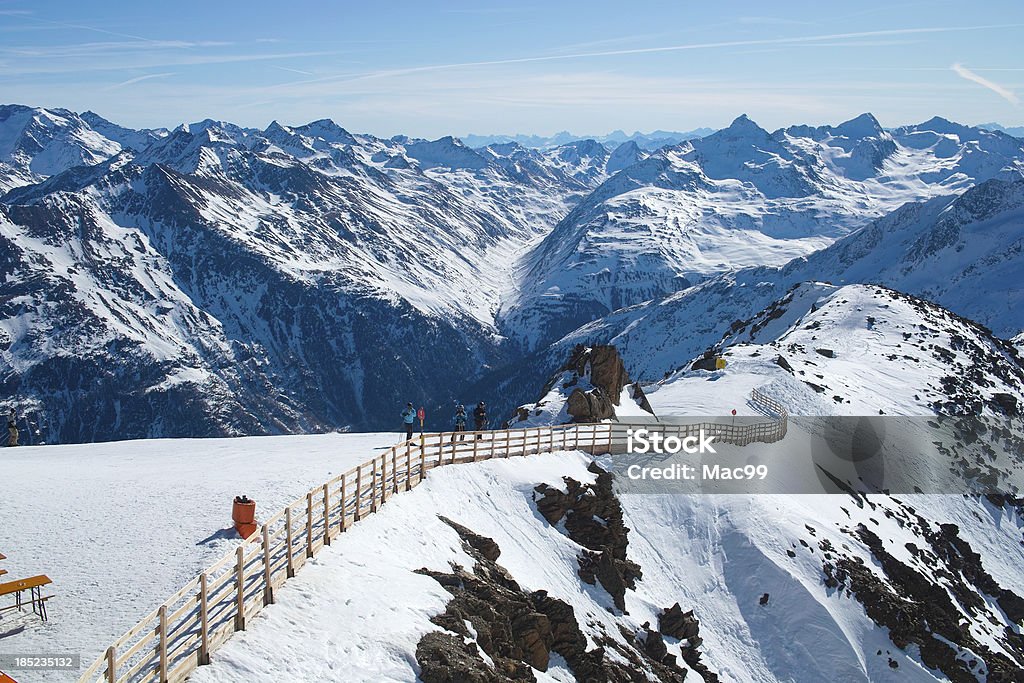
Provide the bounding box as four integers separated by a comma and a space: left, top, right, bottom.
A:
232, 496, 257, 538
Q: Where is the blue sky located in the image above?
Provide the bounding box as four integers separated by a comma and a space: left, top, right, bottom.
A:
2, 0, 1022, 137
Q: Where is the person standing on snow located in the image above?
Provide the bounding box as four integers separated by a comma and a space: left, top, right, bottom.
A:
452, 404, 467, 443
7, 407, 18, 447
473, 401, 487, 438
401, 402, 416, 442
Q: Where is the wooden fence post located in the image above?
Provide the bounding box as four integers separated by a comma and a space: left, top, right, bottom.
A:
419, 447, 427, 482
391, 449, 399, 493
199, 573, 210, 665
262, 524, 274, 605
235, 545, 246, 631
285, 507, 295, 577
371, 459, 379, 513
305, 492, 314, 558
381, 452, 389, 503
322, 483, 331, 545
339, 476, 348, 532
354, 465, 363, 522
158, 604, 168, 682
105, 645, 116, 683
405, 450, 412, 491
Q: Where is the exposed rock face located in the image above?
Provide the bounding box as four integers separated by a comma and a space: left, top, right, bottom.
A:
822, 500, 1024, 682
416, 515, 692, 682
566, 345, 630, 399
561, 344, 652, 423
990, 392, 1019, 416
513, 343, 654, 426
658, 604, 719, 682
417, 631, 518, 683
690, 351, 719, 372
775, 354, 794, 373
534, 462, 642, 612
566, 387, 616, 422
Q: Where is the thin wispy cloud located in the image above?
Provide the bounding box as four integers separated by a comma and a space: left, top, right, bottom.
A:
0, 49, 346, 76
272, 65, 314, 76
103, 72, 176, 91
269, 24, 1024, 92
951, 63, 1020, 105
3, 39, 233, 58
737, 16, 814, 26
253, 23, 1015, 100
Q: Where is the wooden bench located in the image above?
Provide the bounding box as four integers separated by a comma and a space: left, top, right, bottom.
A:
0, 575, 53, 621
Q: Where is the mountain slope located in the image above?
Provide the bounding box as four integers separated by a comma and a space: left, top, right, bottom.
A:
0, 114, 588, 441
550, 173, 1024, 382
0, 105, 122, 192
500, 114, 1024, 351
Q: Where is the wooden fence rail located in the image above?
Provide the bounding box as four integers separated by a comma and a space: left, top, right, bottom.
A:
78, 390, 786, 683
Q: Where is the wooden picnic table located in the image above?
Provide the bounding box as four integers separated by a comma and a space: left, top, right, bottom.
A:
0, 574, 53, 621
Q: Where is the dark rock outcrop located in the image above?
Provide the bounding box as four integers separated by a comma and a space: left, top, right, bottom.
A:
535, 462, 642, 612
824, 512, 1024, 682
566, 386, 617, 423
416, 515, 691, 682
690, 350, 720, 371
560, 344, 651, 423
658, 604, 719, 682
990, 392, 1019, 416
775, 355, 794, 373
418, 631, 522, 683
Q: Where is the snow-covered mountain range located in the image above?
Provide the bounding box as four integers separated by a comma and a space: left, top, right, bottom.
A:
1, 104, 1022, 442
461, 127, 717, 151
501, 114, 1024, 350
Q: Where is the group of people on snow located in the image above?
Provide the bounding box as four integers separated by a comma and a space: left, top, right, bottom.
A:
399, 401, 488, 443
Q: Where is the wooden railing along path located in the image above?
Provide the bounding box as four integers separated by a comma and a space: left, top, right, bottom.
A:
79, 390, 787, 683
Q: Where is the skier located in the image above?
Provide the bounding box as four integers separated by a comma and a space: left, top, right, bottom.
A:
401, 402, 416, 442
473, 401, 487, 439
7, 407, 18, 447
451, 404, 467, 443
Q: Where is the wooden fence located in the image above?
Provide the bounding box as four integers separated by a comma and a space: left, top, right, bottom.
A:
78, 390, 786, 683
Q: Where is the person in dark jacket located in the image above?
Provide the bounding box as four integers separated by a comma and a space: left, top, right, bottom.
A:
7, 407, 18, 447
473, 401, 487, 438
401, 402, 416, 441
451, 404, 467, 443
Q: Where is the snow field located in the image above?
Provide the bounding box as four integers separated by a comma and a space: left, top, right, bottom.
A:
0, 432, 397, 682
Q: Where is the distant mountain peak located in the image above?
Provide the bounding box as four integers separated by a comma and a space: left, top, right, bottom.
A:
293, 118, 355, 144
721, 114, 770, 138
834, 112, 885, 139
